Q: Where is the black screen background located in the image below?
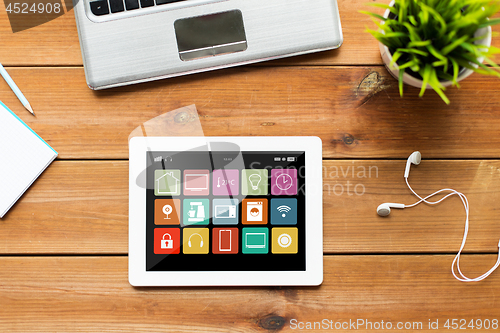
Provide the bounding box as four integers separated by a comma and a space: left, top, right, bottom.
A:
146, 151, 306, 271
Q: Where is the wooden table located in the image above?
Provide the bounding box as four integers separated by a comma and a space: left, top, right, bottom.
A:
2, 1, 500, 332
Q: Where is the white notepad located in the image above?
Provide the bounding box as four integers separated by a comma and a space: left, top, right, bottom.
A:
0, 101, 58, 218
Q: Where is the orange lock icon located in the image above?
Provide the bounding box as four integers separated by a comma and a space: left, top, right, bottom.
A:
161, 233, 173, 249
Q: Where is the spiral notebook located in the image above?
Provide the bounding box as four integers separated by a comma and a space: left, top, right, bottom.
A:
0, 101, 58, 218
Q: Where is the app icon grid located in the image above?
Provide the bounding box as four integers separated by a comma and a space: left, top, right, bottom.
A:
153, 168, 301, 255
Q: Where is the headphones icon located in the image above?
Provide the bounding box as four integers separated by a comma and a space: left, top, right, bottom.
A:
377, 151, 500, 282
188, 233, 203, 247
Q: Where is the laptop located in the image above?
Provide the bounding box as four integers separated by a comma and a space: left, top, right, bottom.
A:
73, 0, 343, 90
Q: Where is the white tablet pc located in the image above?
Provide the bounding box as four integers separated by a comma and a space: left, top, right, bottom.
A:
129, 137, 323, 286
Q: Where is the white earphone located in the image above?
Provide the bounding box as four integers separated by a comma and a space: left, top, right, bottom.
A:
376, 203, 405, 217
378, 151, 500, 282
377, 151, 422, 216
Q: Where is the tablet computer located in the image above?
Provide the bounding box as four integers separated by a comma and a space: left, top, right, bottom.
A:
129, 137, 323, 286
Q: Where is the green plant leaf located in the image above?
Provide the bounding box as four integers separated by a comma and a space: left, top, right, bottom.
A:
449, 57, 461, 87
399, 0, 407, 23
408, 40, 432, 48
370, 17, 387, 31
419, 3, 447, 37
437, 72, 455, 83
397, 48, 429, 56
419, 64, 432, 97
361, 0, 500, 104
359, 11, 387, 22
441, 35, 469, 55
479, 18, 500, 28
460, 42, 482, 57
384, 32, 410, 38
399, 69, 404, 97
426, 44, 448, 71
367, 3, 399, 16
427, 68, 449, 104
398, 59, 418, 70
483, 57, 500, 78
408, 15, 418, 26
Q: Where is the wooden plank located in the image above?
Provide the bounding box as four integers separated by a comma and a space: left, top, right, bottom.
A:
0, 0, 499, 66
324, 159, 500, 254
2, 67, 500, 159
0, 4, 82, 66
1, 160, 500, 255
0, 255, 499, 332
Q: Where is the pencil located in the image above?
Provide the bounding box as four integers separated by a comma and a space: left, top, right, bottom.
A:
0, 62, 35, 116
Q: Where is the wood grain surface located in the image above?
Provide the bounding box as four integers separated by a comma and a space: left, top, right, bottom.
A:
1, 67, 500, 159
0, 0, 499, 66
1, 256, 499, 332
1, 160, 499, 254
1, 0, 500, 331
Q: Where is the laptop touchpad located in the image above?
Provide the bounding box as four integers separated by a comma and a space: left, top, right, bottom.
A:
174, 10, 247, 61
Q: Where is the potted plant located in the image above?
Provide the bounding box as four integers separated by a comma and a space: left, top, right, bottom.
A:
362, 0, 500, 104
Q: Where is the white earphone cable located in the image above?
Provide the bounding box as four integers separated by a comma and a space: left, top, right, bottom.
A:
404, 177, 500, 282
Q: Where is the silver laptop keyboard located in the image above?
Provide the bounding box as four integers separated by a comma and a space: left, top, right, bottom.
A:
89, 0, 187, 15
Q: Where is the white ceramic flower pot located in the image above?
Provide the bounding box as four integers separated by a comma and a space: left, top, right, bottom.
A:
380, 1, 492, 89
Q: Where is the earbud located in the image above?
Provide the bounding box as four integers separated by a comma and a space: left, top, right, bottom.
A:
379, 151, 421, 216
404, 151, 421, 178
377, 150, 500, 282
377, 203, 405, 217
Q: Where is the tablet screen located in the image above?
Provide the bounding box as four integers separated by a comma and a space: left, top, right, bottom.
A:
146, 151, 306, 271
